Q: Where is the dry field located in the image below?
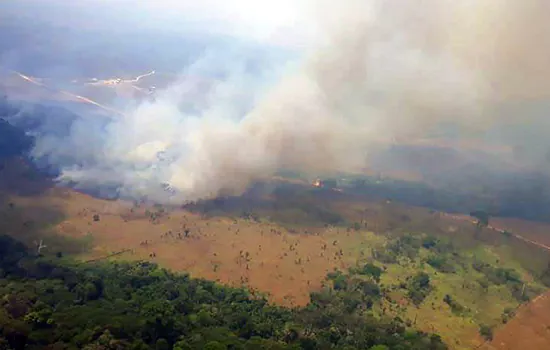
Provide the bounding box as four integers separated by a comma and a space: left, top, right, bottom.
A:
0, 171, 479, 308
491, 217, 550, 248
3, 159, 550, 349
484, 290, 550, 350
2, 169, 546, 309
2, 185, 362, 306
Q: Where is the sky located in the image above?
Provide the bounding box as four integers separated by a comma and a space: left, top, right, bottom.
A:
137, 0, 316, 46
1, 0, 318, 48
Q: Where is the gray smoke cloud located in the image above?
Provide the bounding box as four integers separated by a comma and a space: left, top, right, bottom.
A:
17, 0, 550, 202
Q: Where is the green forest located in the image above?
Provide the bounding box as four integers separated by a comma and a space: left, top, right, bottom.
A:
0, 234, 446, 350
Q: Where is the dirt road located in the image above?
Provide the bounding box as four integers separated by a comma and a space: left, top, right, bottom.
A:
441, 213, 550, 253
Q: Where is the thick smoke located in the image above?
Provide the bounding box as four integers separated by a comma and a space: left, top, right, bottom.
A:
21, 0, 550, 202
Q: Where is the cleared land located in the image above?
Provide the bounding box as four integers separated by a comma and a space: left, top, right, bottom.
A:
2, 159, 550, 349
490, 217, 550, 248
484, 290, 550, 350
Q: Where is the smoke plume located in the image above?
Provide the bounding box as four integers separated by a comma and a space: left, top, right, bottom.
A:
13, 0, 550, 202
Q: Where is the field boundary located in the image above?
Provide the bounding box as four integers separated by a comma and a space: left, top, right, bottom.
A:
83, 248, 133, 263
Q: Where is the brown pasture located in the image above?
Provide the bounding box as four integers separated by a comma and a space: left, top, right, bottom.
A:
484, 290, 550, 350
491, 217, 550, 248
3, 159, 550, 348
4, 186, 362, 306
3, 177, 526, 307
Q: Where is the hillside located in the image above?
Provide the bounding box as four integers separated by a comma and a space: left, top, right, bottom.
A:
2, 156, 550, 349
2, 100, 550, 350
0, 234, 449, 350
2, 1, 550, 348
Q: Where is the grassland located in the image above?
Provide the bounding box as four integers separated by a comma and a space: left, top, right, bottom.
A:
349, 234, 546, 349
2, 160, 550, 349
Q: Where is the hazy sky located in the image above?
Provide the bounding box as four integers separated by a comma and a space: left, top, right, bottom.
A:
138, 0, 316, 45
1, 0, 318, 48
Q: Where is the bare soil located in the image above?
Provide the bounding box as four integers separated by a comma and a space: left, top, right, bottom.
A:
484, 290, 550, 350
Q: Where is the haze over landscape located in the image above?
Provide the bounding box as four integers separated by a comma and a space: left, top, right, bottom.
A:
1, 0, 549, 203
2, 1, 550, 349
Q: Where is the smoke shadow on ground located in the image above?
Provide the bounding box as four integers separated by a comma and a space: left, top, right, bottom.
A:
183, 180, 347, 228
359, 144, 550, 223
0, 104, 55, 198
0, 110, 89, 255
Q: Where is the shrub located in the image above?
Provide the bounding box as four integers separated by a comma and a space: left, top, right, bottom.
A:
357, 263, 383, 282
479, 324, 493, 341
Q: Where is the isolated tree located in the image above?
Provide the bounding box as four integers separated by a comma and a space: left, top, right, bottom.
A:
34, 239, 47, 255
358, 263, 383, 282
470, 210, 489, 227
479, 324, 493, 341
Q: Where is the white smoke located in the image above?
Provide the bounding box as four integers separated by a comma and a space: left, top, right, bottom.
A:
24, 0, 550, 202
